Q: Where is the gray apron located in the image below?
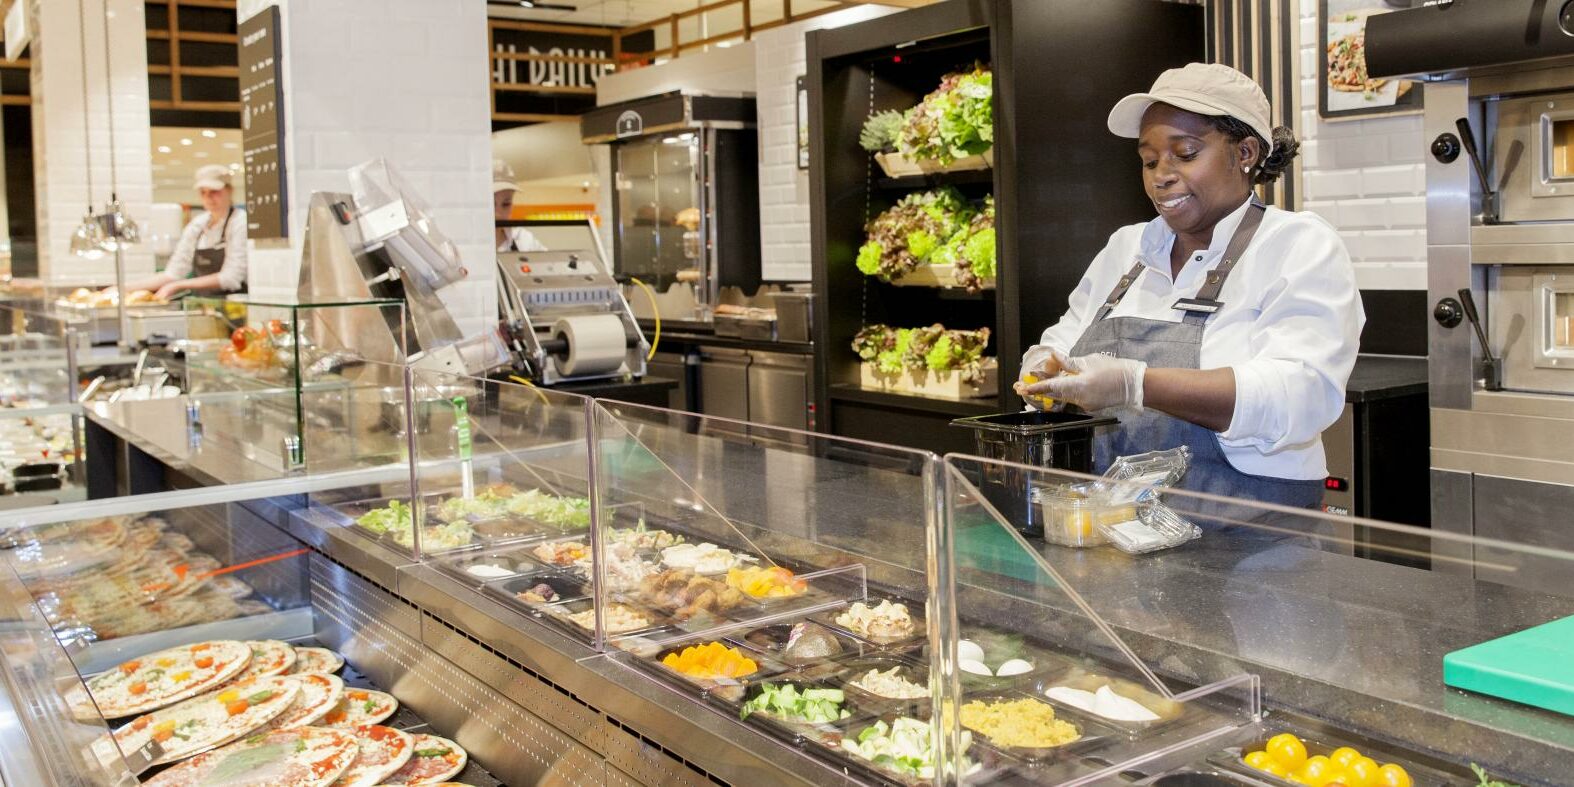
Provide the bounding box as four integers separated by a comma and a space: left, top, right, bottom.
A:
189, 208, 243, 294
1068, 199, 1325, 518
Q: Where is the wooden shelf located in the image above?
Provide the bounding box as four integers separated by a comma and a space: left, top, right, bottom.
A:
827, 383, 998, 418
874, 168, 994, 190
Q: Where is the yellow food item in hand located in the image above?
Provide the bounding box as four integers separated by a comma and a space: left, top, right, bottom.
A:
1021, 374, 1054, 407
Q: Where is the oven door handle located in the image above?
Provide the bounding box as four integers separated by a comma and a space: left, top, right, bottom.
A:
1457, 287, 1503, 391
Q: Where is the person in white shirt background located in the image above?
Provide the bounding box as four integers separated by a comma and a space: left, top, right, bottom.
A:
493, 159, 546, 253
117, 164, 249, 299
1016, 63, 1364, 510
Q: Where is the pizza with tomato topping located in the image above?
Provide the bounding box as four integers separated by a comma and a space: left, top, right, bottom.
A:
82, 640, 252, 717
113, 675, 300, 765
376, 733, 468, 785
141, 726, 360, 787
291, 646, 345, 675
320, 688, 397, 728
263, 674, 345, 730
227, 640, 299, 681
331, 724, 414, 787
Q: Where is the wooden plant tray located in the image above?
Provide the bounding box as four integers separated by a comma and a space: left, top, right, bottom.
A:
858, 358, 998, 399
875, 148, 994, 178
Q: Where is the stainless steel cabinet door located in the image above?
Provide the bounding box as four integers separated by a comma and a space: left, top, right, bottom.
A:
746, 352, 811, 431
697, 348, 750, 421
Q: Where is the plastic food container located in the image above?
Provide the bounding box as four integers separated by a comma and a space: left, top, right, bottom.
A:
1033, 482, 1141, 548
1100, 501, 1202, 555
949, 411, 1119, 537
1101, 446, 1191, 505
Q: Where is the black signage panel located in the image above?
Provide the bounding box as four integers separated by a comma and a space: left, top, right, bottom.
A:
239, 6, 287, 238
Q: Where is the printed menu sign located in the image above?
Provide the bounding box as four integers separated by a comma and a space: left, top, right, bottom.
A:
239, 6, 287, 238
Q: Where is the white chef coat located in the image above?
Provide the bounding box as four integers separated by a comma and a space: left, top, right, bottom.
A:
164, 208, 249, 291
498, 226, 546, 253
1024, 198, 1364, 480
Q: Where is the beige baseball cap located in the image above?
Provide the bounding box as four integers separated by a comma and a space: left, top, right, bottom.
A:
192, 164, 232, 191
1107, 62, 1273, 144
492, 159, 519, 194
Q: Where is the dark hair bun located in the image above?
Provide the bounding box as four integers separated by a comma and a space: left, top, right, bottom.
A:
1254, 125, 1300, 185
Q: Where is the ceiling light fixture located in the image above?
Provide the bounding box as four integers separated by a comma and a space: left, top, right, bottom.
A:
71, 0, 103, 259
180, 138, 193, 146
96, 0, 138, 252
157, 145, 171, 153
200, 129, 216, 138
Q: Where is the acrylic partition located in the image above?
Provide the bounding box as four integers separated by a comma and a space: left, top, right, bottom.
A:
0, 558, 137, 786
941, 453, 1574, 787
399, 367, 593, 573
0, 303, 85, 497
589, 399, 952, 785
176, 297, 408, 474
0, 481, 322, 783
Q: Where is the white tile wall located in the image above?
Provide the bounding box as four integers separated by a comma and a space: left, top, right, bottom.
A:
1296, 0, 1426, 289
33, 0, 156, 285
752, 5, 898, 282
243, 0, 496, 336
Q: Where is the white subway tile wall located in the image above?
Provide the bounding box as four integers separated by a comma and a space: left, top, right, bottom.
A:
34, 0, 157, 285
1297, 0, 1427, 289
244, 0, 496, 336
753, 6, 899, 283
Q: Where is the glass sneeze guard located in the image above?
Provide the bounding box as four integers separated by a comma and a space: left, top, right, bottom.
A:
589, 398, 950, 785
940, 452, 1574, 786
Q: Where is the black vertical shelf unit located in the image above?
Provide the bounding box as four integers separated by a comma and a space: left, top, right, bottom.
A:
807, 0, 1204, 454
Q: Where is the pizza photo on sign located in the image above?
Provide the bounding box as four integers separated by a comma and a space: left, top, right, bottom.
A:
1318, 0, 1422, 119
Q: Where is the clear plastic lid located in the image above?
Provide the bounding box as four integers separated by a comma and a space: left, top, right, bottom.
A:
1100, 446, 1191, 505
1100, 501, 1201, 555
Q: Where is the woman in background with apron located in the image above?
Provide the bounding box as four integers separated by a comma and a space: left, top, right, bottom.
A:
120, 164, 248, 299
1017, 64, 1364, 512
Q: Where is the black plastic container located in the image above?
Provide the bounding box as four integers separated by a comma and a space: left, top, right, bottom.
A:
949, 411, 1118, 536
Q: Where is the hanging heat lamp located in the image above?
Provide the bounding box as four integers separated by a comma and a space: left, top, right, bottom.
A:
70, 0, 105, 259
96, 0, 138, 251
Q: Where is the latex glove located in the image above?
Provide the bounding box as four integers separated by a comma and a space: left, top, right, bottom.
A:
1016, 348, 1069, 410
1023, 353, 1147, 414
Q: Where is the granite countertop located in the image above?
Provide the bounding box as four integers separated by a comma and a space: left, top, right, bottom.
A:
1346, 354, 1428, 403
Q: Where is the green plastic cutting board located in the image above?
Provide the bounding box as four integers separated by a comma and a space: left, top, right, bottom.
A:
1443, 615, 1574, 717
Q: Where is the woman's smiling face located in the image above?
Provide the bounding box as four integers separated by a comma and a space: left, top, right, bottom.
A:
1137, 102, 1260, 239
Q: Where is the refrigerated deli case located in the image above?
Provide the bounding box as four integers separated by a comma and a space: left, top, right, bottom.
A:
3, 373, 1573, 785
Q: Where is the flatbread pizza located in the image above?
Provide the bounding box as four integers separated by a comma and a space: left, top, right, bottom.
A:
228, 640, 298, 681
331, 725, 415, 787
292, 646, 345, 675
376, 733, 467, 785
113, 675, 300, 765
141, 726, 360, 787
83, 640, 252, 717
321, 689, 398, 728
263, 674, 345, 730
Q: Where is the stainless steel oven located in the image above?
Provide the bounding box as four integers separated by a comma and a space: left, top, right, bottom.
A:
1368, 1, 1574, 590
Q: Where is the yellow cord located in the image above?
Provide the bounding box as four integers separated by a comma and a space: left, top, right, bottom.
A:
507, 374, 550, 405
628, 276, 660, 361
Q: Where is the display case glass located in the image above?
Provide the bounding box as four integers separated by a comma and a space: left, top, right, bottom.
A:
939, 453, 1574, 786
173, 297, 409, 474
328, 365, 595, 568
0, 303, 84, 498
588, 399, 948, 784
615, 133, 701, 293
0, 482, 320, 782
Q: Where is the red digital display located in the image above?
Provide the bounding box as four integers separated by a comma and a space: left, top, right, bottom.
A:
1324, 477, 1348, 492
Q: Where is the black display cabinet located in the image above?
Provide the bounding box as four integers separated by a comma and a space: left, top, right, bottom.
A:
807, 0, 1203, 453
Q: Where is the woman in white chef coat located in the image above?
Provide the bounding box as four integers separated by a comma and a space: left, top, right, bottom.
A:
1016, 63, 1364, 509
120, 164, 248, 299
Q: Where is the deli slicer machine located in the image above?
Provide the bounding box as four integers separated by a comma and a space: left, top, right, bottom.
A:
495, 223, 649, 385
